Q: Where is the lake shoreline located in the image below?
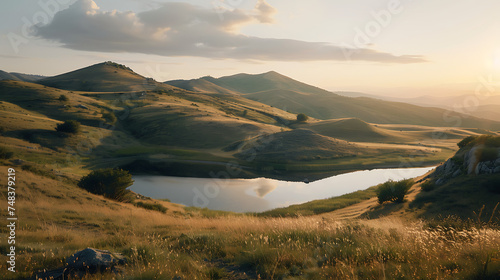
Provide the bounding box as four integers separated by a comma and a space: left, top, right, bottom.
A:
123, 158, 441, 183
129, 166, 437, 213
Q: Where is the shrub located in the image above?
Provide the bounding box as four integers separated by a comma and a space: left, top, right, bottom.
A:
101, 111, 117, 125
296, 113, 309, 122
0, 146, 14, 159
457, 136, 477, 148
56, 120, 81, 134
420, 180, 435, 192
377, 179, 414, 204
77, 168, 134, 200
458, 135, 500, 149
134, 201, 167, 213
476, 147, 499, 162
58, 94, 69, 102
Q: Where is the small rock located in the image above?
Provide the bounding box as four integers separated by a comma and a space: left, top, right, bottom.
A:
10, 159, 24, 165
76, 104, 89, 110
495, 158, 500, 167
494, 166, 500, 173
66, 248, 126, 270
436, 178, 446, 185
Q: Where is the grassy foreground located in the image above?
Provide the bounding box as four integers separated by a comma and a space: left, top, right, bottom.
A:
1, 167, 499, 280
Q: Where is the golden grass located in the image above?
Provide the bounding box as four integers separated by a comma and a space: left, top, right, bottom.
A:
0, 167, 499, 279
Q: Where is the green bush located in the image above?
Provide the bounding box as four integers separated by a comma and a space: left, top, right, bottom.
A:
101, 111, 117, 125
134, 201, 167, 213
457, 136, 477, 148
0, 146, 14, 159
58, 94, 69, 102
77, 168, 134, 201
476, 147, 499, 162
420, 180, 435, 192
376, 179, 414, 204
56, 120, 81, 134
296, 113, 309, 122
458, 135, 500, 149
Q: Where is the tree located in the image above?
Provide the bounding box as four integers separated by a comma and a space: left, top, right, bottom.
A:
77, 168, 134, 200
101, 111, 117, 125
376, 179, 413, 204
296, 113, 309, 122
0, 146, 14, 159
58, 94, 69, 102
56, 120, 81, 134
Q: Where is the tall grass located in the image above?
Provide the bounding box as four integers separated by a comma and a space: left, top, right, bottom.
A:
1, 168, 499, 279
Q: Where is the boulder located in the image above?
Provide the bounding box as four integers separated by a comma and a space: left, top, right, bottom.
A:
452, 169, 462, 178
443, 159, 455, 175
436, 178, 446, 185
495, 158, 500, 167
494, 166, 500, 174
66, 248, 126, 270
34, 248, 126, 280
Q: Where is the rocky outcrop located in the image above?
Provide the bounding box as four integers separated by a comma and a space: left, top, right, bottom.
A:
33, 248, 127, 280
431, 145, 500, 185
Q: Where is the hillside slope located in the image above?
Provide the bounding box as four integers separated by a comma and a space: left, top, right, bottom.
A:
167, 71, 500, 129
39, 61, 178, 92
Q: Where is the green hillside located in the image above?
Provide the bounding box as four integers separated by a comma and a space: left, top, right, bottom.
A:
232, 129, 361, 162
168, 71, 500, 129
0, 62, 479, 181
38, 61, 178, 92
295, 118, 399, 142
166, 78, 238, 95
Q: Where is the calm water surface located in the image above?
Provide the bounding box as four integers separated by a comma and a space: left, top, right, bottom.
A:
129, 167, 434, 213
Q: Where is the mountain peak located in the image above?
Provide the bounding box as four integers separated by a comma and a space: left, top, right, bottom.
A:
37, 61, 177, 92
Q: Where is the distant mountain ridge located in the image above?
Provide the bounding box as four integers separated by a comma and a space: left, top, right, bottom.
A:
0, 70, 46, 82
167, 71, 500, 129
166, 71, 331, 96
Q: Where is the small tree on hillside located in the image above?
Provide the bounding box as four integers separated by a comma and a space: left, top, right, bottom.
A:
377, 179, 413, 204
101, 111, 117, 125
296, 113, 309, 122
56, 120, 81, 134
77, 168, 134, 201
0, 146, 14, 159
58, 94, 69, 102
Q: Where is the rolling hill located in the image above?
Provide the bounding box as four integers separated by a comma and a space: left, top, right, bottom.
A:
166, 77, 238, 95
0, 61, 488, 181
38, 61, 178, 92
0, 70, 46, 82
294, 118, 398, 142
168, 72, 500, 129
230, 129, 361, 162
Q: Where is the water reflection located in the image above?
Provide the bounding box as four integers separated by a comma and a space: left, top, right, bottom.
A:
129, 167, 434, 213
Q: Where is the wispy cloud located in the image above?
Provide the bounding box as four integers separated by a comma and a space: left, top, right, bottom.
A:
34, 0, 426, 63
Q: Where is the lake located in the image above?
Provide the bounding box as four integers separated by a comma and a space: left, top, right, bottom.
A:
129, 166, 435, 213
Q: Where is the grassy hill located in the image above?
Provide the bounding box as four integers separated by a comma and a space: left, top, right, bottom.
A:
1, 61, 499, 279
295, 118, 398, 142
231, 129, 361, 162
126, 102, 282, 149
38, 61, 178, 92
169, 71, 500, 129
0, 63, 472, 181
1, 136, 499, 279
166, 78, 238, 95
203, 71, 330, 95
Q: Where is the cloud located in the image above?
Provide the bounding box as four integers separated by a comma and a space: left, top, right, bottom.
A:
34, 0, 426, 63
254, 179, 277, 198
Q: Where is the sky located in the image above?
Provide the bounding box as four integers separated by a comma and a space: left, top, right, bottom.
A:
1, 0, 500, 97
